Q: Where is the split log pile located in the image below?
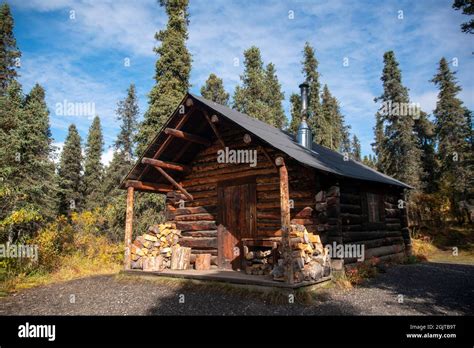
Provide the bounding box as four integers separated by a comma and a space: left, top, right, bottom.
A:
130, 223, 183, 270
271, 224, 331, 282
244, 249, 273, 275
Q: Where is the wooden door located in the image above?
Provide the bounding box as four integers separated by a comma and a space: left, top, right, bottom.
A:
217, 177, 256, 270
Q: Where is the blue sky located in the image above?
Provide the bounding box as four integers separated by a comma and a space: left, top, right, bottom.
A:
9, 0, 474, 163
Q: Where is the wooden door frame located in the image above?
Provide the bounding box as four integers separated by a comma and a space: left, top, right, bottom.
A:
216, 176, 257, 270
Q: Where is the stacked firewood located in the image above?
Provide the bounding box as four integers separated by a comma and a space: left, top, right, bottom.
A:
244, 249, 273, 275
130, 223, 181, 270
272, 224, 331, 282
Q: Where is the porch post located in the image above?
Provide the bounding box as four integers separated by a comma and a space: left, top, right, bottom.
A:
275, 157, 294, 284
124, 186, 135, 270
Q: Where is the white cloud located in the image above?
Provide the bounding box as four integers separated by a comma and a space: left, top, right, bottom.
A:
101, 147, 115, 166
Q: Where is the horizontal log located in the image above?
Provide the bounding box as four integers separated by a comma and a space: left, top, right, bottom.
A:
182, 168, 276, 186
340, 193, 361, 205
365, 244, 405, 259
142, 157, 191, 172
385, 208, 400, 218
176, 221, 217, 231
164, 128, 211, 146
174, 206, 216, 215
180, 237, 217, 249
342, 231, 402, 242
340, 204, 362, 215
191, 249, 218, 256
181, 230, 217, 237
174, 213, 215, 221
340, 214, 363, 225
125, 180, 173, 193
352, 236, 405, 249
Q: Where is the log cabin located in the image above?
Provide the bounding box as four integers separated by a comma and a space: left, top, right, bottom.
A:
119, 83, 412, 284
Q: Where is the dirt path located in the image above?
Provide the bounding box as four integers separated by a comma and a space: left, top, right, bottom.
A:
0, 262, 472, 315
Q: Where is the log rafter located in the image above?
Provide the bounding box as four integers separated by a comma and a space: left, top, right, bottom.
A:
203, 111, 225, 148
125, 180, 173, 193
141, 157, 190, 173
164, 128, 211, 146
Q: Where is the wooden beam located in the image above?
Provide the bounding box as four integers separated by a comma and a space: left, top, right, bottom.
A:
154, 166, 193, 201
137, 107, 197, 181
203, 111, 225, 147
124, 186, 134, 270
259, 145, 278, 172
125, 180, 173, 193
141, 157, 190, 173
275, 156, 293, 284
164, 128, 211, 146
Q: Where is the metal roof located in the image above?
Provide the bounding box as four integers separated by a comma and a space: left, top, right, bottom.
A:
190, 94, 411, 189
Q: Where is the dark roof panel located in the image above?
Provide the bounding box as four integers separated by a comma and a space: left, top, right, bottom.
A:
191, 94, 411, 189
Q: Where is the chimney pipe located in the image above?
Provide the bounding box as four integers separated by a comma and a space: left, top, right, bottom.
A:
297, 82, 312, 149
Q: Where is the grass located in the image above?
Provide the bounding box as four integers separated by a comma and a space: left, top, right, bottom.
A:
0, 254, 121, 297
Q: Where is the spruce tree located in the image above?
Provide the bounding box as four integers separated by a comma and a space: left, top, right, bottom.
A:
57, 124, 83, 216
200, 73, 229, 106
290, 42, 322, 136
21, 83, 57, 218
82, 116, 104, 209
136, 0, 191, 155
0, 3, 21, 94
102, 85, 140, 240
431, 57, 472, 211
374, 51, 422, 188
233, 46, 272, 124
116, 84, 139, 160
351, 135, 361, 161
414, 111, 437, 193
362, 154, 377, 169
264, 63, 287, 128
289, 93, 301, 134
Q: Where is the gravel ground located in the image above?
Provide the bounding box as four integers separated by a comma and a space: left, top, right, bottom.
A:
0, 262, 472, 315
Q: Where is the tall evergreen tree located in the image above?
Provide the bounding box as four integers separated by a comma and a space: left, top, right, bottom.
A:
264, 63, 287, 128
116, 84, 139, 160
102, 85, 140, 240
414, 111, 437, 192
21, 83, 57, 217
0, 3, 21, 94
289, 42, 321, 136
136, 0, 191, 155
373, 51, 422, 188
289, 93, 301, 134
431, 57, 472, 210
362, 154, 377, 169
82, 116, 104, 209
233, 46, 272, 124
57, 124, 83, 216
351, 135, 361, 161
200, 73, 229, 106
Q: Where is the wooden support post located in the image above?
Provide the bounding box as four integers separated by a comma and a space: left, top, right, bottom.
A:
155, 166, 194, 201
275, 156, 293, 284
164, 128, 211, 146
124, 186, 135, 270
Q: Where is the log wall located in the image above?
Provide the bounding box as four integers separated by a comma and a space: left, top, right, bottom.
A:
339, 181, 406, 264
165, 127, 320, 257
